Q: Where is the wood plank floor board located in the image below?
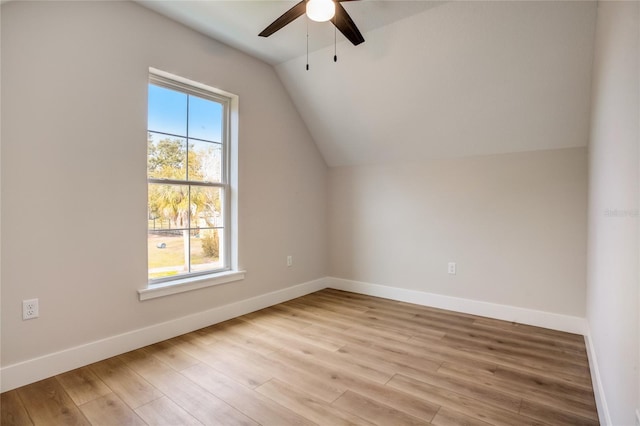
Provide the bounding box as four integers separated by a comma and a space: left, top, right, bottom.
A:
260, 308, 349, 351
471, 316, 585, 343
387, 374, 547, 426
1, 289, 599, 425
174, 329, 347, 403
519, 398, 600, 426
253, 328, 394, 384
285, 298, 376, 324
119, 349, 258, 426
242, 309, 313, 333
219, 338, 348, 403
406, 333, 594, 388
467, 321, 589, 354
181, 363, 314, 426
264, 342, 442, 420
492, 364, 596, 396
88, 357, 163, 410
255, 379, 374, 426
344, 299, 589, 359
438, 362, 595, 415
298, 293, 373, 314
1, 390, 33, 426
55, 367, 113, 406
347, 320, 436, 342
334, 344, 443, 379
285, 295, 449, 344
16, 378, 90, 426
431, 407, 494, 426
319, 290, 479, 325
361, 306, 479, 333
323, 292, 570, 353
436, 370, 598, 422
259, 358, 346, 404
144, 340, 200, 372
78, 393, 146, 426
300, 298, 455, 338
167, 334, 273, 388
253, 318, 348, 354
439, 332, 589, 369
202, 316, 267, 337
328, 324, 446, 362
134, 396, 203, 426
472, 320, 588, 347
332, 390, 432, 426
284, 300, 423, 342
196, 323, 278, 357
265, 336, 370, 387
189, 327, 220, 345
392, 366, 523, 414
274, 302, 354, 332
435, 335, 592, 379
337, 383, 441, 421
335, 330, 477, 374
439, 327, 589, 360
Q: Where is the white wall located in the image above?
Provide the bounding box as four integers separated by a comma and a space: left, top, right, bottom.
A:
329, 148, 588, 317
586, 1, 640, 425
1, 1, 327, 370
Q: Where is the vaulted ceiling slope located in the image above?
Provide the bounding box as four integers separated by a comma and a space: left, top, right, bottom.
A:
138, 1, 597, 167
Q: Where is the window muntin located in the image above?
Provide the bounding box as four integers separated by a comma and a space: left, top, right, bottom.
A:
147, 75, 230, 283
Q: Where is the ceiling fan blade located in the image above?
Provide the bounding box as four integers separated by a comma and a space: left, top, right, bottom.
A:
259, 1, 307, 37
332, 2, 365, 46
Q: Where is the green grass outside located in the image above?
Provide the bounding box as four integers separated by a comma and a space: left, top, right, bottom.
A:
148, 233, 219, 279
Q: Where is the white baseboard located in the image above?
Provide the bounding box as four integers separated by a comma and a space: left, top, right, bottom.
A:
1, 276, 591, 394
326, 277, 587, 334
0, 277, 328, 393
584, 327, 612, 425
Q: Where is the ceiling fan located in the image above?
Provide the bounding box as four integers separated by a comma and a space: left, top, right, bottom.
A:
259, 0, 365, 46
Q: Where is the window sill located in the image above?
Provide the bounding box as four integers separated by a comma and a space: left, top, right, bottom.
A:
138, 270, 246, 301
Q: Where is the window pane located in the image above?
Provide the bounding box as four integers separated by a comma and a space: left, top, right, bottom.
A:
191, 229, 224, 273
147, 73, 232, 284
148, 183, 190, 230
148, 84, 187, 136
148, 230, 189, 280
188, 95, 223, 142
148, 133, 187, 180
191, 186, 224, 228
188, 140, 222, 183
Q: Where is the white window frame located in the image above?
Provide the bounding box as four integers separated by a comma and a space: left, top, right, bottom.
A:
139, 68, 243, 301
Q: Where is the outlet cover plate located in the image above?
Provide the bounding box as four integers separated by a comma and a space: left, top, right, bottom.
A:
22, 298, 39, 320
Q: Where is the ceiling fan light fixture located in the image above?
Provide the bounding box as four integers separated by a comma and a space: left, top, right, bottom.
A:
306, 0, 335, 22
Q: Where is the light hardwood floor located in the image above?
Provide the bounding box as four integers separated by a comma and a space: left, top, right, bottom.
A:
1, 289, 599, 425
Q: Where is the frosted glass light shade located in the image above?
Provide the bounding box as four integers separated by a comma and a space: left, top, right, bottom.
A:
306, 0, 335, 22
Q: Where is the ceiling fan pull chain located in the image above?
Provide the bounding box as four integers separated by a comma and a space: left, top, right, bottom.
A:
306, 16, 310, 71
334, 25, 337, 62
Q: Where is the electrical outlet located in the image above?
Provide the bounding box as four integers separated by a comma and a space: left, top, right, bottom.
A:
287, 255, 293, 267
448, 262, 456, 275
22, 298, 39, 320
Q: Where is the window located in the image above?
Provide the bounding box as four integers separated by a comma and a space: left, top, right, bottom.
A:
146, 71, 234, 285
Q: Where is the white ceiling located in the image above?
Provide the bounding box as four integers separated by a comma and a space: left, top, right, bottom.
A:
137, 1, 597, 167
137, 0, 441, 65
